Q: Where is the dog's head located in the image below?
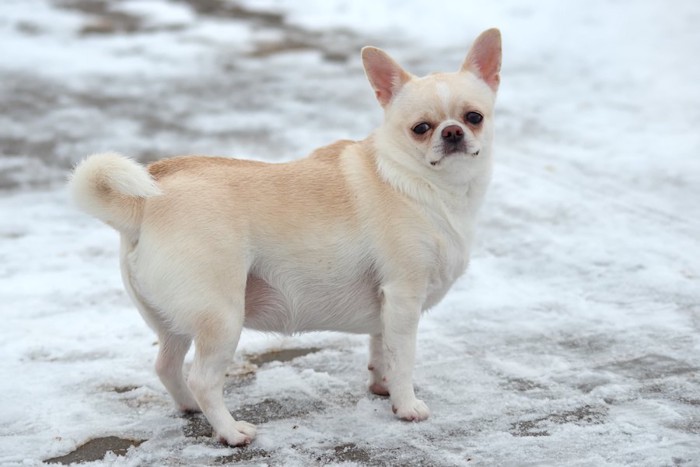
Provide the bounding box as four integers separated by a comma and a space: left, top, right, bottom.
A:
362, 29, 501, 181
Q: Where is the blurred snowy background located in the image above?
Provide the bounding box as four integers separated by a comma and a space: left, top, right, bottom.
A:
1, 0, 699, 465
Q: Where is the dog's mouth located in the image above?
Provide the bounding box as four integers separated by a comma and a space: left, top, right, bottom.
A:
429, 148, 481, 166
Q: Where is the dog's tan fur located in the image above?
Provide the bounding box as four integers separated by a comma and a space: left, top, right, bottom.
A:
69, 29, 502, 446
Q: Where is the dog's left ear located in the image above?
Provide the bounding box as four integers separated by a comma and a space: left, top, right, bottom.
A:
461, 28, 502, 92
362, 47, 412, 107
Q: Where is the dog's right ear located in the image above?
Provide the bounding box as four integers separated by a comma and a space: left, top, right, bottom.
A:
362, 47, 412, 108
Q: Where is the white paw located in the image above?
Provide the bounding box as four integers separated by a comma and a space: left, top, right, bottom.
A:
392, 398, 430, 421
217, 421, 257, 446
234, 421, 257, 438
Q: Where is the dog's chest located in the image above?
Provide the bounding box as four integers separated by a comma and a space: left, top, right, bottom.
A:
423, 204, 476, 309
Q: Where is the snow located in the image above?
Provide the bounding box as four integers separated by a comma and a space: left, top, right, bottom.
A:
1, 0, 699, 465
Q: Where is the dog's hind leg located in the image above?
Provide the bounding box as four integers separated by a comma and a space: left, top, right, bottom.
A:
126, 291, 200, 412
186, 293, 256, 446
121, 248, 200, 412
155, 332, 199, 412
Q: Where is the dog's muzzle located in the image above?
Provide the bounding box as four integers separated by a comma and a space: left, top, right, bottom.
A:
440, 124, 469, 155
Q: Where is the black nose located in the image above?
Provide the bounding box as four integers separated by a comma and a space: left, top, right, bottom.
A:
441, 125, 464, 143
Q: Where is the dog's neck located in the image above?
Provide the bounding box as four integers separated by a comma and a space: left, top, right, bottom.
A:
368, 131, 492, 219
362, 132, 491, 254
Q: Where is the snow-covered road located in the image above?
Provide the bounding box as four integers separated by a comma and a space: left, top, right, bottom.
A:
1, 1, 699, 465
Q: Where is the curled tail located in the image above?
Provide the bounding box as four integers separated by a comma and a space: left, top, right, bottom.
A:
68, 152, 161, 234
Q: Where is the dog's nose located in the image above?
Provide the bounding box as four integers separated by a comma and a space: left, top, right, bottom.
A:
441, 125, 464, 142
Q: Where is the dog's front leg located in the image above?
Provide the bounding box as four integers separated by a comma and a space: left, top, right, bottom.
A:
380, 283, 430, 421
368, 334, 390, 396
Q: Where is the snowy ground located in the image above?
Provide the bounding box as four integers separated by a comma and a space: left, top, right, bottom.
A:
1, 0, 699, 465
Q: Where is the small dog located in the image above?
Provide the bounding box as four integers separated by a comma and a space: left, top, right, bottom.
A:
69, 29, 501, 446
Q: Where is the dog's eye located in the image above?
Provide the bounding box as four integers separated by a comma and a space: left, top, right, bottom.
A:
412, 122, 431, 135
465, 112, 483, 125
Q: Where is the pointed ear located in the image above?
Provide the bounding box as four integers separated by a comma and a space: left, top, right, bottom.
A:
461, 28, 502, 92
361, 46, 412, 107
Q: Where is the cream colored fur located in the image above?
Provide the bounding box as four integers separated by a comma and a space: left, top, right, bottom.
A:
69, 29, 502, 446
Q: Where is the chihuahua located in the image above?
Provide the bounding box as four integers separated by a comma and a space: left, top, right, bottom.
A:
69, 28, 501, 446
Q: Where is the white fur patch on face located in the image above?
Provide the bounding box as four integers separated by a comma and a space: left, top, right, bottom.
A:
436, 81, 451, 115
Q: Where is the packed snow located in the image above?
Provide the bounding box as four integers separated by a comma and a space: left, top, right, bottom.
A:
1, 0, 699, 465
